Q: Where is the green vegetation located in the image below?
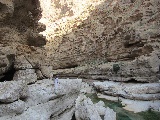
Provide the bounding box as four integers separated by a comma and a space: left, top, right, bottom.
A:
86, 93, 160, 120
139, 110, 160, 120
113, 64, 120, 74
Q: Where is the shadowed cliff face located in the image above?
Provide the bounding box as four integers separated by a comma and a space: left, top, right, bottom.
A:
0, 0, 46, 79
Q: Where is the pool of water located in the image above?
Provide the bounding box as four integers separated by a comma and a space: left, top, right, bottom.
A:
86, 93, 160, 120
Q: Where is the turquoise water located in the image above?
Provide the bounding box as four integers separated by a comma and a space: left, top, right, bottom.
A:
86, 93, 160, 120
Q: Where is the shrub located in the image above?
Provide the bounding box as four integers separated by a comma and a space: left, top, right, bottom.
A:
113, 64, 120, 74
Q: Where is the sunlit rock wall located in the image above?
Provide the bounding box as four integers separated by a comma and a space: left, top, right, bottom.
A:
0, 0, 160, 80
39, 0, 160, 69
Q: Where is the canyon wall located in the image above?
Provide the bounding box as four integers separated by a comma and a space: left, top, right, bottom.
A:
0, 0, 160, 82
0, 0, 160, 119
42, 0, 160, 69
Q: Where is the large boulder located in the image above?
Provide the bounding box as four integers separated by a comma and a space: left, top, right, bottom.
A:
104, 107, 116, 120
75, 95, 102, 120
14, 55, 33, 70
13, 69, 37, 84
0, 93, 79, 120
0, 79, 83, 120
0, 100, 25, 117
0, 80, 28, 103
75, 95, 116, 120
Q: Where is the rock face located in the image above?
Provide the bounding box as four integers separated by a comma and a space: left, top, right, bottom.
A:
104, 107, 116, 120
40, 0, 160, 69
13, 69, 37, 84
94, 81, 160, 100
0, 100, 25, 117
0, 80, 28, 103
52, 51, 160, 83
75, 95, 116, 120
75, 96, 102, 120
0, 0, 160, 80
0, 79, 82, 119
0, 0, 47, 80
0, 0, 160, 119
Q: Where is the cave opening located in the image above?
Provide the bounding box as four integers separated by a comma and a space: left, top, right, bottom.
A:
0, 66, 16, 82
124, 78, 148, 83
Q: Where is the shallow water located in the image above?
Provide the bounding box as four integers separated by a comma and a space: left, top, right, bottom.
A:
86, 93, 160, 120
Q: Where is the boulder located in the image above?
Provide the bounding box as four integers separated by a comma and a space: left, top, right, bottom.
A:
0, 79, 82, 120
104, 107, 116, 120
75, 95, 102, 120
24, 79, 82, 107
95, 101, 106, 115
0, 100, 25, 117
0, 80, 28, 103
13, 69, 37, 84
14, 55, 33, 70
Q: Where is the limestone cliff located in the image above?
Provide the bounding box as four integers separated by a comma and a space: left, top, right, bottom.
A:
0, 0, 159, 82
0, 0, 160, 119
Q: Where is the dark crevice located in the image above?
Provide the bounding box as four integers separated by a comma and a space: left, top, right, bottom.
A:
27, 81, 37, 85
59, 64, 78, 69
19, 97, 28, 102
124, 41, 144, 48
124, 78, 148, 83
0, 99, 19, 105
0, 67, 16, 82
71, 113, 76, 120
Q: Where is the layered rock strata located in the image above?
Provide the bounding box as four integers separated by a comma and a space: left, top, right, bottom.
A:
93, 81, 160, 101
0, 79, 82, 120
94, 81, 160, 112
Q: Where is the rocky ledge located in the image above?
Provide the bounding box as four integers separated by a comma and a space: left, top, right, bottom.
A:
94, 81, 160, 113
0, 79, 82, 120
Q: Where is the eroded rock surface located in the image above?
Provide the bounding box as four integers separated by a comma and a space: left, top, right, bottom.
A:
75, 95, 102, 120
75, 95, 116, 120
0, 0, 160, 119
0, 79, 82, 120
94, 81, 160, 100
0, 80, 28, 103
0, 100, 25, 117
